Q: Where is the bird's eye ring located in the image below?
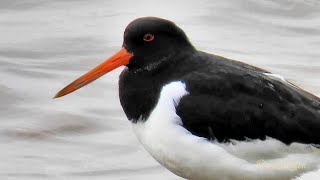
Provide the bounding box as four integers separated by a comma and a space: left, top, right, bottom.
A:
143, 34, 154, 42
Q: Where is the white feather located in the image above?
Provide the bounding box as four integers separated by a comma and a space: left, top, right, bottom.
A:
131, 81, 320, 180
264, 72, 298, 88
294, 169, 320, 180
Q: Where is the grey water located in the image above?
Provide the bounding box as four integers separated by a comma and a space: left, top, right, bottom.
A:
0, 0, 320, 179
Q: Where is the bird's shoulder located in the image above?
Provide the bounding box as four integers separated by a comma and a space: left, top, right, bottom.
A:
182, 51, 320, 106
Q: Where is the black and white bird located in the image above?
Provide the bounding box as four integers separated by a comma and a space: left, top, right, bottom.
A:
54, 17, 320, 180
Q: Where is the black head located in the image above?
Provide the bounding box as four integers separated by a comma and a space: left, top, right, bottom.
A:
123, 17, 194, 71
54, 17, 194, 98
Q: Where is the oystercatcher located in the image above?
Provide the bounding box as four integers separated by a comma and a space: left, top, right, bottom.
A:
54, 17, 320, 180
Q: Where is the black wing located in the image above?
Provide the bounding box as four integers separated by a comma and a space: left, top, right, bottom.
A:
176, 56, 320, 145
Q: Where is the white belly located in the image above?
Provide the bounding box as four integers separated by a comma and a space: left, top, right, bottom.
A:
131, 81, 320, 180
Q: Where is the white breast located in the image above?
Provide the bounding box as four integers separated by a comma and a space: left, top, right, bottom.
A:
131, 81, 320, 180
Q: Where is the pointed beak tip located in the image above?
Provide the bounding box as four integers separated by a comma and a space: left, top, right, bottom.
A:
53, 93, 62, 99
53, 89, 68, 99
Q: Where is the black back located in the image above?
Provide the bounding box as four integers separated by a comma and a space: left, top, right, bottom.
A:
177, 52, 320, 145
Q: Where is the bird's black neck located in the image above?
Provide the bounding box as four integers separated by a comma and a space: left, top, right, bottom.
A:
119, 48, 196, 122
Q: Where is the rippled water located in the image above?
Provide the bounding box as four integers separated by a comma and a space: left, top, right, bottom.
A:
1, 0, 320, 179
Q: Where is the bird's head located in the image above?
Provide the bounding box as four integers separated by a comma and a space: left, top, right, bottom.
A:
123, 17, 193, 71
54, 17, 193, 98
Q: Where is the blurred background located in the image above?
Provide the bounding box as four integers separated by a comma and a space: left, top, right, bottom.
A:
0, 0, 320, 179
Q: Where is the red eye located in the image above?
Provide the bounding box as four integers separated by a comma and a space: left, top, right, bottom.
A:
143, 33, 154, 42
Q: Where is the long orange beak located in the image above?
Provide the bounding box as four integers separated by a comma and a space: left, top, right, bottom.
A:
54, 48, 133, 99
